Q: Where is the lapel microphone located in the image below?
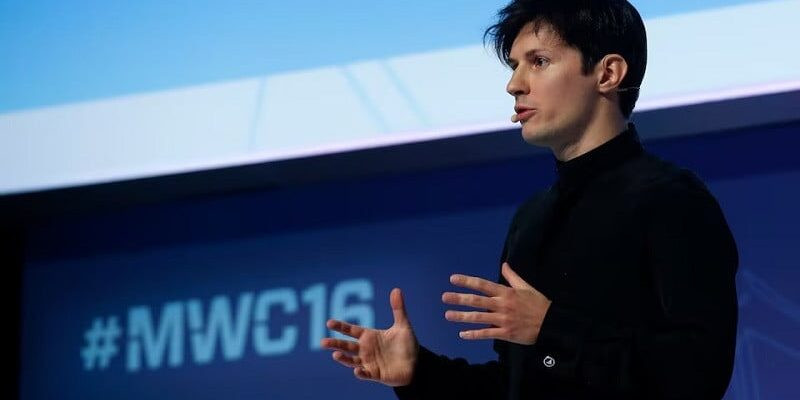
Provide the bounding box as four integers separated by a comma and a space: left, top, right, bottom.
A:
511, 86, 639, 123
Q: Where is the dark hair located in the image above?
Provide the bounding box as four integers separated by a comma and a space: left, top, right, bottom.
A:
484, 0, 647, 118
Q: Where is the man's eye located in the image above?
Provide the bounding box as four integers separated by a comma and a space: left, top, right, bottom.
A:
533, 57, 550, 68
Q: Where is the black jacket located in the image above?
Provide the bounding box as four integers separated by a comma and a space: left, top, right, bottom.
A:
394, 124, 738, 399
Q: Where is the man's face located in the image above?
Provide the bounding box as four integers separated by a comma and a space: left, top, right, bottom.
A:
507, 22, 599, 148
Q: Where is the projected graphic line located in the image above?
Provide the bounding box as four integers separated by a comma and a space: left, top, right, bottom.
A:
730, 268, 800, 400
379, 60, 432, 128
341, 66, 391, 133
248, 78, 268, 151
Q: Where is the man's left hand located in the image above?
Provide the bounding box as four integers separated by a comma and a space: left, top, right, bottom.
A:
442, 262, 552, 345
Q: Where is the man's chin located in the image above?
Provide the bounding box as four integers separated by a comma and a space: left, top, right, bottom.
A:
520, 126, 552, 147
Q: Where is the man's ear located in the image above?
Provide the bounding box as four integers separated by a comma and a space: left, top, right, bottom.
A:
596, 54, 629, 94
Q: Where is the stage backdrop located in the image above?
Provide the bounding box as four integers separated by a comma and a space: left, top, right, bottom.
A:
3, 0, 799, 195
19, 120, 800, 399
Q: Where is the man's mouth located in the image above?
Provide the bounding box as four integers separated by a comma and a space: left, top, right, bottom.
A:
516, 109, 536, 122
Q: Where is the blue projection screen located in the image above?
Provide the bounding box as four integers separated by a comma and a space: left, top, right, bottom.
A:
19, 121, 800, 399
2, 0, 799, 195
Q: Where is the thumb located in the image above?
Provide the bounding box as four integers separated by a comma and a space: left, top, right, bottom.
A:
390, 288, 409, 326
502, 262, 533, 290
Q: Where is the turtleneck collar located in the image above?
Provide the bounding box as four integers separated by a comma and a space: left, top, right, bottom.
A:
553, 122, 643, 194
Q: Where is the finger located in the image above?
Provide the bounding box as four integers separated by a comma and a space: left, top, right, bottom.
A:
390, 287, 409, 325
326, 319, 365, 339
501, 262, 534, 290
320, 338, 360, 353
332, 351, 362, 368
444, 310, 502, 326
441, 292, 498, 310
459, 328, 506, 341
450, 274, 505, 296
354, 366, 373, 380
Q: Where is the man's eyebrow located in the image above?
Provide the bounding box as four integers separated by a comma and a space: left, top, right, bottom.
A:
508, 49, 549, 65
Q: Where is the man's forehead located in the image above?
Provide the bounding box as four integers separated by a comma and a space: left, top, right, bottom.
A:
512, 21, 564, 50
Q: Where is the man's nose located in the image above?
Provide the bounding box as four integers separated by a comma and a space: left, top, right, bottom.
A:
506, 71, 528, 97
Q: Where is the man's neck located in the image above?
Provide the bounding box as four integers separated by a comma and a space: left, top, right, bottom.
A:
553, 112, 628, 162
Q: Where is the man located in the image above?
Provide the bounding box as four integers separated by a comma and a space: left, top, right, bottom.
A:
321, 1, 739, 399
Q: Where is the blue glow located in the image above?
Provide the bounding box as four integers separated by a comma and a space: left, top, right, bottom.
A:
0, 0, 774, 112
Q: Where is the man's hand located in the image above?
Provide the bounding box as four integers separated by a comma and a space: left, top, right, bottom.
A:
442, 262, 552, 345
321, 288, 419, 387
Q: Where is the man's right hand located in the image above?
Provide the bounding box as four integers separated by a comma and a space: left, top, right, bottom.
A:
321, 287, 419, 387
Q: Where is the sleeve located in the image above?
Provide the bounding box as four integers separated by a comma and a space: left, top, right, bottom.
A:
392, 199, 534, 400
516, 176, 739, 399
392, 345, 508, 400
635, 177, 739, 398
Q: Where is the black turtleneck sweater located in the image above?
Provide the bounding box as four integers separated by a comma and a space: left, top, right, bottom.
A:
394, 123, 739, 399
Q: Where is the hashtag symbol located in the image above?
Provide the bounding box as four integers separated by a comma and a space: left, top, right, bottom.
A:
80, 316, 122, 371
